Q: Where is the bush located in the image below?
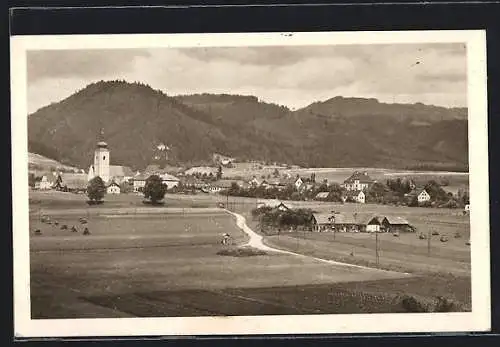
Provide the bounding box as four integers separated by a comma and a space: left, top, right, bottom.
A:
217, 247, 268, 257
400, 295, 429, 313
434, 296, 458, 312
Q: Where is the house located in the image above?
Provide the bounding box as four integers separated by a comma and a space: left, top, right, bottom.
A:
365, 216, 383, 233
381, 216, 413, 233
180, 176, 205, 189
298, 182, 315, 194
132, 173, 180, 192
257, 200, 290, 211
315, 192, 330, 201
311, 213, 334, 232
109, 165, 134, 183
341, 171, 374, 191
249, 177, 261, 187
159, 173, 180, 190
344, 190, 365, 204
106, 181, 121, 194
35, 175, 54, 190
62, 173, 88, 193
464, 204, 470, 212
294, 177, 304, 190
208, 180, 234, 193
417, 189, 431, 203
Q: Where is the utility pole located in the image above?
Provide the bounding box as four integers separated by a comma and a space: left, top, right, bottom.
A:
226, 193, 229, 211
375, 231, 380, 266
428, 226, 431, 257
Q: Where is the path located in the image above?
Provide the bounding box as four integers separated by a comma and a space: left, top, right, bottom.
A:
225, 210, 411, 275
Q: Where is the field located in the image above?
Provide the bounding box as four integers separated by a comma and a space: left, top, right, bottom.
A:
28, 190, 471, 318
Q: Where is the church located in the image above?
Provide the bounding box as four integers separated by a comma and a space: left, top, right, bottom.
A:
87, 137, 134, 190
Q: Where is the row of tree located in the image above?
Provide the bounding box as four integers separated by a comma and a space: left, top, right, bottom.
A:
86, 175, 167, 205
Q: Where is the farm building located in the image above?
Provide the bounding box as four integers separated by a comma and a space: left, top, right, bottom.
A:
381, 216, 414, 233
343, 190, 365, 204
106, 182, 121, 194
311, 213, 334, 232
365, 216, 383, 233
334, 213, 361, 233
341, 171, 375, 191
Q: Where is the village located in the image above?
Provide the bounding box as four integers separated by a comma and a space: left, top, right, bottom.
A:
27, 138, 472, 248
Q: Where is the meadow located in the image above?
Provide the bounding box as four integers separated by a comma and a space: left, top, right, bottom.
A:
28, 190, 471, 318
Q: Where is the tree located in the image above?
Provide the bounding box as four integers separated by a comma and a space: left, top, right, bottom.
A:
144, 175, 167, 205
87, 176, 106, 202
216, 166, 223, 180
28, 173, 36, 187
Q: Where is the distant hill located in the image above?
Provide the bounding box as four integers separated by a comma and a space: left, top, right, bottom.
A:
27, 80, 469, 171
28, 152, 80, 173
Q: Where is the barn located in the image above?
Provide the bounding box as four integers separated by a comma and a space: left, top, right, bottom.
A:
334, 213, 361, 232
381, 216, 413, 233
311, 213, 334, 232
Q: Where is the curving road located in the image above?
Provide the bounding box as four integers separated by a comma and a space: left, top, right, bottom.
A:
225, 210, 411, 275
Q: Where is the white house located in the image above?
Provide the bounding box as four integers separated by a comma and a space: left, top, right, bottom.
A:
294, 177, 304, 190
464, 204, 470, 212
345, 190, 365, 204
365, 216, 382, 233
106, 182, 121, 194
341, 171, 374, 191
35, 176, 53, 190
417, 189, 431, 203
249, 177, 261, 187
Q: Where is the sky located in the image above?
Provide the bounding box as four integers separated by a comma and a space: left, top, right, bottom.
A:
27, 43, 467, 114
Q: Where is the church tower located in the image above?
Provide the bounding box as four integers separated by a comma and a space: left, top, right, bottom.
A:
93, 129, 110, 183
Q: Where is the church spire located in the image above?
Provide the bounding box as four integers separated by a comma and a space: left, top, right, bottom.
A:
97, 127, 105, 142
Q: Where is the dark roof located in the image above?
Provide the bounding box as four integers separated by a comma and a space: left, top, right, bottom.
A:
312, 213, 334, 225
383, 216, 409, 225
344, 171, 374, 184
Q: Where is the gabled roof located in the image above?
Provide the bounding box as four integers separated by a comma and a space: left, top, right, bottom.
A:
383, 216, 409, 225
334, 213, 359, 225
312, 213, 334, 225
365, 215, 383, 225
343, 171, 374, 184
107, 181, 120, 188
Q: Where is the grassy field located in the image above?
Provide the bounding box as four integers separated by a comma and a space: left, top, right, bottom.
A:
28, 190, 471, 318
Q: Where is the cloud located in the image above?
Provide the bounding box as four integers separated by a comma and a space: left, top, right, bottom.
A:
27, 49, 150, 83
26, 43, 467, 113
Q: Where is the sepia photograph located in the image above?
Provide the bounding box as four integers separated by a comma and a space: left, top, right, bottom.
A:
11, 30, 490, 337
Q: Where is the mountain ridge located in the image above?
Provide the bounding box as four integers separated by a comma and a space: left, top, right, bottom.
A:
27, 80, 469, 172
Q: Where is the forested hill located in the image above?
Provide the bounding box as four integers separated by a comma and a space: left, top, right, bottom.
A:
28, 80, 468, 171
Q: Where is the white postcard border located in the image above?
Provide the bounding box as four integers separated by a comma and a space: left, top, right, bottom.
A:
11, 30, 490, 337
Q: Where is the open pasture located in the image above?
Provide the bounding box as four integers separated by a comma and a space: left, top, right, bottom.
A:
30, 209, 408, 318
